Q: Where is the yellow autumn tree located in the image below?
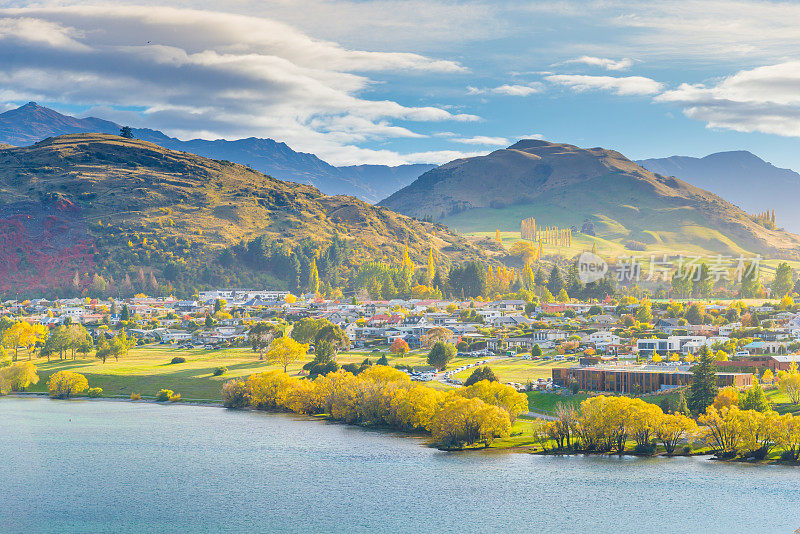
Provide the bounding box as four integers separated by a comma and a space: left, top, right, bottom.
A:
47, 370, 89, 399
266, 337, 309, 372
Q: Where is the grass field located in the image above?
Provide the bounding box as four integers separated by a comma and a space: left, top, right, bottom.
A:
21, 344, 485, 401
452, 356, 573, 384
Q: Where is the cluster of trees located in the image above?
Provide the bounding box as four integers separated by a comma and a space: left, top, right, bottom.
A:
1, 320, 49, 361
234, 234, 348, 294
699, 406, 800, 460
41, 324, 93, 361
96, 332, 135, 363
0, 361, 39, 394
222, 368, 528, 448
537, 396, 696, 455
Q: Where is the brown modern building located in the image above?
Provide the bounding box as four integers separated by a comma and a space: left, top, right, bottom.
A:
553, 364, 752, 394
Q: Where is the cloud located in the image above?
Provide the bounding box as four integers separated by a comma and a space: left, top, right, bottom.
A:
560, 56, 633, 71
656, 60, 800, 137
0, 5, 475, 165
451, 136, 509, 145
467, 82, 544, 96
545, 74, 663, 95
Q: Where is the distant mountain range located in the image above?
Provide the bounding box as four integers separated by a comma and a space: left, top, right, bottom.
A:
380, 139, 800, 257
636, 151, 800, 233
0, 102, 434, 202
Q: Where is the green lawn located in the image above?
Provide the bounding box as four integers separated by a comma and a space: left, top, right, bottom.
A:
21, 344, 477, 401
452, 356, 574, 384
526, 391, 589, 414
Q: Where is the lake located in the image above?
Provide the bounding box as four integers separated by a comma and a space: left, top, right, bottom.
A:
2, 397, 799, 533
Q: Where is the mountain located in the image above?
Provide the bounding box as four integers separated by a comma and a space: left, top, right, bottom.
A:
379, 139, 800, 258
0, 103, 430, 202
0, 133, 490, 295
636, 151, 800, 233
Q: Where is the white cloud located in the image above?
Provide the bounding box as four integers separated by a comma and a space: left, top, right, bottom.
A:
560, 56, 633, 71
545, 74, 663, 95
516, 133, 545, 140
656, 61, 800, 137
0, 5, 476, 165
467, 82, 544, 96
451, 136, 509, 146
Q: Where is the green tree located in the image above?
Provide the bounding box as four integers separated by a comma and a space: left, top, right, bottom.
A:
688, 345, 718, 415
671, 269, 693, 298
291, 318, 331, 344
739, 262, 760, 298
739, 378, 770, 412
119, 126, 134, 138
531, 344, 542, 358
772, 262, 793, 297
250, 322, 278, 360
427, 342, 456, 371
463, 366, 498, 387
120, 305, 130, 322
314, 325, 349, 355
547, 266, 565, 297
692, 263, 713, 297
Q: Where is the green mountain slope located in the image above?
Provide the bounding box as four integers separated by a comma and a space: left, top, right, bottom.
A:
379, 140, 800, 258
0, 134, 490, 295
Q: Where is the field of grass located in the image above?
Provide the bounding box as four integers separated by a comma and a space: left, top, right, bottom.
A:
452, 356, 573, 384
21, 344, 484, 401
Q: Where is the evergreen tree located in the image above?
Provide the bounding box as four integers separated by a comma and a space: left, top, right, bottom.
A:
427, 342, 455, 371
119, 126, 134, 139
739, 262, 760, 298
534, 267, 546, 287
547, 265, 565, 297
688, 345, 718, 415
120, 304, 130, 321
463, 366, 498, 387
692, 263, 713, 297
772, 262, 793, 297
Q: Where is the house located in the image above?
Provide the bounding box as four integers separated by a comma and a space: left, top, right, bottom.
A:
718, 322, 741, 336
592, 314, 617, 326
493, 330, 567, 351
586, 331, 621, 351
487, 300, 526, 314
490, 315, 534, 328
162, 330, 193, 342
655, 318, 680, 334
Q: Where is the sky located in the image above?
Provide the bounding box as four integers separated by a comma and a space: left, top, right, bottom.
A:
1, 0, 800, 169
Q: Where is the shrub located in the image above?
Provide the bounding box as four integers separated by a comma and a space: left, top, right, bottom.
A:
170, 356, 186, 364
625, 240, 648, 251
221, 379, 249, 409
634, 443, 657, 455
47, 371, 89, 399
169, 393, 181, 402
155, 389, 174, 401
780, 450, 796, 462
683, 445, 692, 455
130, 393, 142, 401
87, 387, 103, 398
213, 366, 227, 376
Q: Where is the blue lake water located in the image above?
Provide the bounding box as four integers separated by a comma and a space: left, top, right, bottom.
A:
2, 397, 799, 533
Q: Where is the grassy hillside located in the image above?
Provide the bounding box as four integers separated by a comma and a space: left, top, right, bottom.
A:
381, 140, 800, 259
0, 134, 490, 295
